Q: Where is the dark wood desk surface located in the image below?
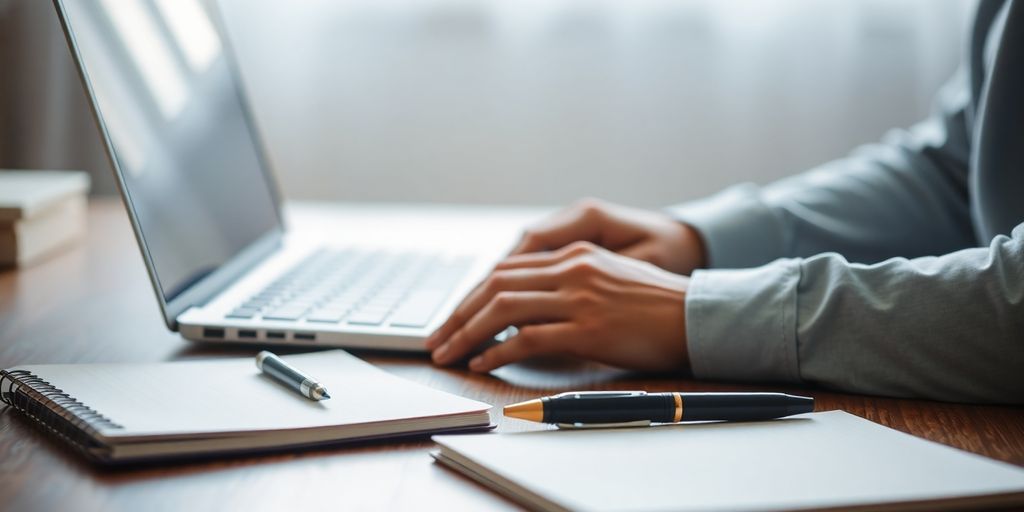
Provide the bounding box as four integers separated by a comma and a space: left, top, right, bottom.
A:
1, 199, 1023, 511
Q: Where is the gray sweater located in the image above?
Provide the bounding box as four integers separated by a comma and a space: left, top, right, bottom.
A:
672, 0, 1024, 404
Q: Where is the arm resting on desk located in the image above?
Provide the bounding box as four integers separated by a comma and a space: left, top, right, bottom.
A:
684, 225, 1024, 404
666, 70, 1024, 403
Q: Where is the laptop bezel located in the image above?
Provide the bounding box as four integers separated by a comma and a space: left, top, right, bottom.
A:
52, 0, 288, 331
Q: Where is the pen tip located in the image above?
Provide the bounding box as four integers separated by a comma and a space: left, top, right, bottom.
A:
320, 392, 331, 400
503, 399, 543, 422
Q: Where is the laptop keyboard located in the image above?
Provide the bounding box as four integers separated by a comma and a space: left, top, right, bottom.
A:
225, 249, 473, 328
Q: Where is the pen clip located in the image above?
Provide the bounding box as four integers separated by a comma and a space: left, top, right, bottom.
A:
552, 391, 647, 399
556, 420, 652, 430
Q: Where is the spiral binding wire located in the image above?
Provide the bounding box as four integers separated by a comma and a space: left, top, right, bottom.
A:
0, 368, 123, 460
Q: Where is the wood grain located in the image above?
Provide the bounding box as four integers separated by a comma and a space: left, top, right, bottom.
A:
0, 199, 1022, 512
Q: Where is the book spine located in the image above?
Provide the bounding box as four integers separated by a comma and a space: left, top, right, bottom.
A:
0, 369, 122, 461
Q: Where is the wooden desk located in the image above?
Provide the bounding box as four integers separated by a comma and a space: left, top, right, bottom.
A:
1, 199, 1023, 511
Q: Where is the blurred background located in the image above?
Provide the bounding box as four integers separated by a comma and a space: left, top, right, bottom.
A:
0, 0, 973, 208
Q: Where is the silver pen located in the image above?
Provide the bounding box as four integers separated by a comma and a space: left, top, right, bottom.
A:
256, 351, 331, 401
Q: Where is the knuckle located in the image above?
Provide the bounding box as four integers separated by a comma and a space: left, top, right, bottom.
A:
447, 310, 467, 327
520, 229, 544, 249
570, 289, 602, 308
491, 291, 515, 310
566, 256, 600, 277
565, 240, 597, 255
571, 197, 605, 216
483, 272, 507, 293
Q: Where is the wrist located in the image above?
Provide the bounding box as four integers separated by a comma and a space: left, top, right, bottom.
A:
675, 222, 708, 275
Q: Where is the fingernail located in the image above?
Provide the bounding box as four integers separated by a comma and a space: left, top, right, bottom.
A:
432, 343, 449, 363
469, 356, 484, 371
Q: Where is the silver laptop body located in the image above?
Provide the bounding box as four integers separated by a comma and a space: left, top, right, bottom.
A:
54, 0, 520, 350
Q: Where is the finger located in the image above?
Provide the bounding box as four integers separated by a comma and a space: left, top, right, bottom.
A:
468, 323, 577, 372
438, 246, 577, 347
495, 241, 598, 271
617, 244, 660, 265
509, 201, 607, 255
426, 267, 559, 350
432, 291, 567, 365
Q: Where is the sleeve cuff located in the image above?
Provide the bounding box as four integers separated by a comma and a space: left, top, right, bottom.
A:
667, 183, 789, 269
685, 260, 802, 383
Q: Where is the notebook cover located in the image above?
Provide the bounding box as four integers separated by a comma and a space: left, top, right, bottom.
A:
1, 350, 491, 462
433, 411, 1024, 512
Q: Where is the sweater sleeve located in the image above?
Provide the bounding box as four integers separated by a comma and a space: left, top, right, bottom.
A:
684, 222, 1024, 404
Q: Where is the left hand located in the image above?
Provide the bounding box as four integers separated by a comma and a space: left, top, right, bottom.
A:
425, 241, 691, 373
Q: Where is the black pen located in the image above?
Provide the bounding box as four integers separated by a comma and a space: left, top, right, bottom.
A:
256, 351, 331, 401
504, 391, 813, 427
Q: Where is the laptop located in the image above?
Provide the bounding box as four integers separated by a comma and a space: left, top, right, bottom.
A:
53, 0, 523, 350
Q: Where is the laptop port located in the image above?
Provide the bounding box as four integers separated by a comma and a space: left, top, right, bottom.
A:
203, 328, 225, 339
266, 331, 285, 339
238, 330, 257, 339
294, 333, 316, 341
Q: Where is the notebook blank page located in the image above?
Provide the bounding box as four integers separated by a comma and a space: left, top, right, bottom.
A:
17, 350, 489, 438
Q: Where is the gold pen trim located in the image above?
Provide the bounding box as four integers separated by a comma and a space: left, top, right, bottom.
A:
673, 393, 682, 422
504, 399, 545, 423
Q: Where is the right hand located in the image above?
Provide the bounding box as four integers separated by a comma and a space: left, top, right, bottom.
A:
427, 242, 692, 372
509, 198, 707, 275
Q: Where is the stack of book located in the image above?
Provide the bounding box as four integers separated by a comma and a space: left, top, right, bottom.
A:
0, 170, 90, 267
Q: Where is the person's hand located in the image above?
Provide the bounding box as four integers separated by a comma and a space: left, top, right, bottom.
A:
425, 242, 691, 373
510, 198, 706, 276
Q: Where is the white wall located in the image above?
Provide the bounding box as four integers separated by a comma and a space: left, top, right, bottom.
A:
0, 0, 974, 207
221, 0, 974, 208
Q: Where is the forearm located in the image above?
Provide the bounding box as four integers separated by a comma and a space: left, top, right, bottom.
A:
685, 224, 1024, 404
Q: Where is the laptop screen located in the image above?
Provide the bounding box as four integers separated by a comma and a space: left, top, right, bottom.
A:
58, 0, 282, 302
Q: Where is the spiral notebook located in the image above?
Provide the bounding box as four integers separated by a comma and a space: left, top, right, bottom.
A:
0, 350, 491, 463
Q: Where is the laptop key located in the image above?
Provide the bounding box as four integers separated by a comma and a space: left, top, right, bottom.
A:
228, 249, 473, 329
264, 306, 308, 321
363, 296, 400, 311
226, 307, 260, 319
346, 308, 389, 326
305, 309, 349, 323
322, 298, 358, 309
